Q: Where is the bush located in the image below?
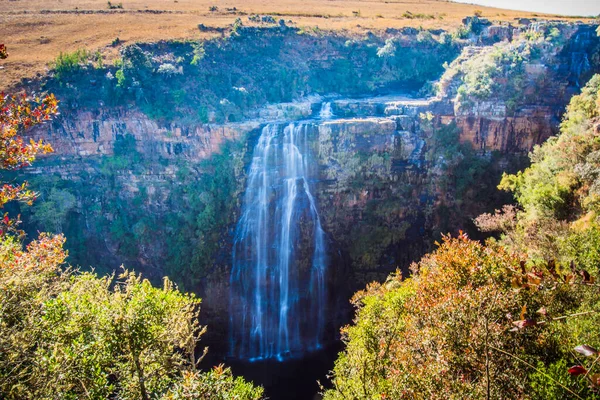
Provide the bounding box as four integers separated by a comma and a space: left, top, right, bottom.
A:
53, 49, 90, 81
163, 367, 264, 400
497, 74, 600, 265
157, 63, 183, 76
0, 239, 264, 399
325, 235, 552, 399
107, 1, 123, 9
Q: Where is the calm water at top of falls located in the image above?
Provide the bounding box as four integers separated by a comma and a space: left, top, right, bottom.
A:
229, 121, 328, 361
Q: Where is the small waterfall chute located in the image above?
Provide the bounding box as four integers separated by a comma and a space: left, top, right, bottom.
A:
319, 102, 333, 119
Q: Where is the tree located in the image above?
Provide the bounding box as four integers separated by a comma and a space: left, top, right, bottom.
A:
0, 90, 57, 211
31, 188, 76, 232
0, 50, 58, 241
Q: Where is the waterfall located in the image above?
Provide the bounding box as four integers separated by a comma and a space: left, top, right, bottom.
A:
319, 102, 333, 119
229, 122, 328, 361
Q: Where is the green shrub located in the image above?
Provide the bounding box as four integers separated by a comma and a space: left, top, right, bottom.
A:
0, 236, 263, 399
53, 49, 90, 81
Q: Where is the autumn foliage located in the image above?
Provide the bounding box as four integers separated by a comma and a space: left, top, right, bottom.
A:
326, 75, 600, 399
0, 54, 59, 235
0, 92, 57, 207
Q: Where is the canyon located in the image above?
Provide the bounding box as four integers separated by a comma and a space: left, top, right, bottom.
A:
13, 19, 600, 398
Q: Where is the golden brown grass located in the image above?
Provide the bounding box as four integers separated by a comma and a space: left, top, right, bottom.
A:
0, 0, 592, 90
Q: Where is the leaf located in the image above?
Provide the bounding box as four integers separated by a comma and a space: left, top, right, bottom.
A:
536, 307, 547, 316
519, 304, 527, 321
547, 259, 558, 277
574, 345, 599, 357
511, 276, 525, 288
512, 319, 536, 329
520, 260, 526, 274
526, 273, 541, 285
568, 365, 588, 376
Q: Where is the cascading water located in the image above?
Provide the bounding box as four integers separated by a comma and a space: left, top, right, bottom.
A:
229, 122, 328, 361
319, 102, 333, 119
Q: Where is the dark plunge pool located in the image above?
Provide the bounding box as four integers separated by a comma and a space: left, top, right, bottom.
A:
226, 342, 342, 400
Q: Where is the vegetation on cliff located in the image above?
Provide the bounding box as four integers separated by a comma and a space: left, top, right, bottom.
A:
15, 134, 246, 290
0, 51, 262, 400
44, 27, 461, 124
325, 75, 600, 399
492, 74, 600, 270
442, 23, 600, 114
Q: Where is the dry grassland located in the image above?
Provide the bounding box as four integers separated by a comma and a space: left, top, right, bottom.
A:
0, 0, 593, 89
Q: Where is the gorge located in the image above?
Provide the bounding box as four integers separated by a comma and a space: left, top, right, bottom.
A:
9, 18, 600, 399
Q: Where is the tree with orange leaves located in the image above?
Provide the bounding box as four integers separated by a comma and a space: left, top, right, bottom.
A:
0, 45, 59, 235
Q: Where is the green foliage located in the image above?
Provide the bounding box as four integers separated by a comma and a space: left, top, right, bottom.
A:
31, 188, 76, 233
325, 235, 576, 399
94, 50, 104, 69
163, 140, 245, 289
402, 11, 435, 20
190, 43, 206, 66
23, 134, 245, 290
426, 122, 494, 203
163, 366, 264, 400
53, 49, 91, 81
115, 68, 126, 87
0, 236, 262, 399
39, 270, 202, 399
327, 232, 600, 399
370, 35, 460, 92
231, 18, 244, 36
107, 1, 123, 9
529, 360, 597, 399
497, 74, 600, 266
46, 30, 461, 124
445, 25, 574, 113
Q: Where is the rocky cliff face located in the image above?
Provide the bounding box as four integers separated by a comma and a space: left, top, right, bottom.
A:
33, 108, 257, 161
18, 21, 600, 355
